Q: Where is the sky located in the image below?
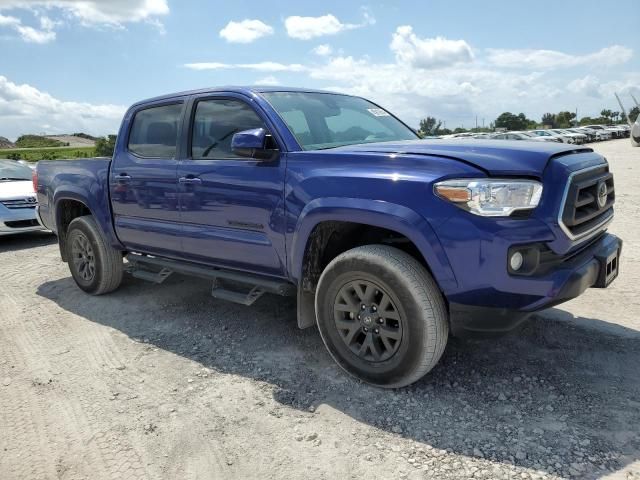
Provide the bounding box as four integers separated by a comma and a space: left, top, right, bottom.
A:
0, 0, 638, 140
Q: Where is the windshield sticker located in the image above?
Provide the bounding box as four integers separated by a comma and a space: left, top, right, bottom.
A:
368, 108, 390, 117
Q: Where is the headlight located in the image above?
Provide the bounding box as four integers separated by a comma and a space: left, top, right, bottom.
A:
434, 179, 543, 217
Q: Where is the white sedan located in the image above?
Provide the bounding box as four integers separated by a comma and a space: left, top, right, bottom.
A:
491, 131, 559, 142
530, 130, 571, 143
0, 160, 45, 236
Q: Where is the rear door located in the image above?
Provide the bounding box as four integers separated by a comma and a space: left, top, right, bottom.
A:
110, 100, 185, 256
176, 93, 287, 277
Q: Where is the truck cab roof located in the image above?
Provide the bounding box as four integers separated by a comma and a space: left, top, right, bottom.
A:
133, 86, 349, 107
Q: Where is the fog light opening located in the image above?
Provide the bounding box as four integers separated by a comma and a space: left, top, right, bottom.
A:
510, 251, 524, 271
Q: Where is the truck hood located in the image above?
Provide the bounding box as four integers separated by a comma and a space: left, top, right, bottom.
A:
0, 180, 35, 200
333, 139, 592, 177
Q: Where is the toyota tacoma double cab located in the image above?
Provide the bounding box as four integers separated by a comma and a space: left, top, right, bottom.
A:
35, 87, 621, 387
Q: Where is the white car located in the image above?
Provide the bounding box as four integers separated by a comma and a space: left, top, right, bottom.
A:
491, 131, 559, 142
605, 125, 628, 138
584, 125, 613, 140
550, 129, 587, 144
530, 130, 571, 143
567, 128, 596, 142
0, 160, 45, 236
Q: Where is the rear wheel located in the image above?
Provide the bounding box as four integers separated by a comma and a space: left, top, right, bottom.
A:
315, 245, 448, 388
66, 216, 123, 295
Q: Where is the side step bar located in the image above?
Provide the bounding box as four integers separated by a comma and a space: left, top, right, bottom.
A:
125, 253, 294, 306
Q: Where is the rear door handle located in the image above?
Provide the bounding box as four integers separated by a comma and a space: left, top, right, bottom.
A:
179, 176, 202, 185
116, 174, 132, 183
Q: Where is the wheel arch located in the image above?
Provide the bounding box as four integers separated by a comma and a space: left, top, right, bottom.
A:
53, 188, 120, 262
290, 198, 457, 329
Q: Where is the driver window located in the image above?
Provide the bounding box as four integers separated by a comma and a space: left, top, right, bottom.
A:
192, 99, 266, 159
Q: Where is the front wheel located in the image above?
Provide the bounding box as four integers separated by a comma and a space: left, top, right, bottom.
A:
315, 245, 448, 388
66, 215, 123, 295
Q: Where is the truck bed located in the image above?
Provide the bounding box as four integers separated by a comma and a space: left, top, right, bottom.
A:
36, 158, 112, 234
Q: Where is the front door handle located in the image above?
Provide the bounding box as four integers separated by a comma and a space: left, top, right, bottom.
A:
179, 176, 202, 185
116, 174, 132, 183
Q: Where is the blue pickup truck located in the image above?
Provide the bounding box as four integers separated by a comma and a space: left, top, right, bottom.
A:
36, 87, 621, 387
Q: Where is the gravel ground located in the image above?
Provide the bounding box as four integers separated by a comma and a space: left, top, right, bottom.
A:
1, 139, 639, 480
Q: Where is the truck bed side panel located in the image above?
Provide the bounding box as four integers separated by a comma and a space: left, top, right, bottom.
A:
36, 158, 122, 248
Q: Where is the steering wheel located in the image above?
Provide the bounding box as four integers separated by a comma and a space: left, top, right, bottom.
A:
202, 128, 239, 157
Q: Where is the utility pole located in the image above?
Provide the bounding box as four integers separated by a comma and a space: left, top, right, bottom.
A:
475, 116, 478, 130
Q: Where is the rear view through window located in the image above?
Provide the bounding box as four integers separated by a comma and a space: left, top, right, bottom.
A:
128, 103, 183, 158
263, 92, 418, 150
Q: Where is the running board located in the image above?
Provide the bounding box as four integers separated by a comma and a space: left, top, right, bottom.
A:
130, 267, 172, 284
125, 254, 294, 303
211, 279, 265, 306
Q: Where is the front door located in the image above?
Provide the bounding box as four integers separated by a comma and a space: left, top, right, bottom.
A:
177, 94, 287, 277
110, 101, 185, 256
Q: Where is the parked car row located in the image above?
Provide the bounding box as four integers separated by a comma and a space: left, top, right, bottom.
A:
442, 124, 631, 144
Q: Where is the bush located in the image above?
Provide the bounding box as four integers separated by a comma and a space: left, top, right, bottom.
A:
95, 135, 117, 157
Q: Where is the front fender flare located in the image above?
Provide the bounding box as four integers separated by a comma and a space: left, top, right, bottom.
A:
289, 197, 457, 292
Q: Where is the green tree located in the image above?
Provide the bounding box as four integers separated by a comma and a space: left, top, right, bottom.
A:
6, 152, 21, 160
541, 113, 556, 128
494, 112, 534, 131
600, 109, 612, 123
554, 111, 577, 128
95, 135, 117, 157
628, 106, 640, 123
418, 117, 442, 136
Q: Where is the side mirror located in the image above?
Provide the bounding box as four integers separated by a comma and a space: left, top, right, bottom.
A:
231, 128, 278, 160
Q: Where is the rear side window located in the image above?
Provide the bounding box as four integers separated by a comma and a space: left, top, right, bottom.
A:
128, 103, 183, 158
191, 99, 266, 159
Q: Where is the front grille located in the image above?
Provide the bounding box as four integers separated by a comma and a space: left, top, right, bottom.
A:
0, 198, 37, 209
560, 164, 614, 240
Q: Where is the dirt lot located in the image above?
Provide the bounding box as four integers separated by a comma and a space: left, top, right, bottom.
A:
1, 139, 639, 480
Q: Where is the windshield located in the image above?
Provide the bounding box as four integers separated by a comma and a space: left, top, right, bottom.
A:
0, 160, 32, 181
262, 92, 419, 150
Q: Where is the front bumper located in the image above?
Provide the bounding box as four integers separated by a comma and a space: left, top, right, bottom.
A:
0, 206, 45, 236
449, 233, 622, 335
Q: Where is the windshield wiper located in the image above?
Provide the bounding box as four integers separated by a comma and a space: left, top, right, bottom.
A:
0, 177, 30, 181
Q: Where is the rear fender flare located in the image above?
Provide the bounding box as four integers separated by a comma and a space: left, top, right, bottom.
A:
53, 187, 122, 249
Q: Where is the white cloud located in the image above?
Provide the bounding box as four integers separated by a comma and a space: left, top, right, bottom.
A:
0, 0, 169, 25
0, 75, 125, 140
0, 0, 169, 41
487, 45, 633, 69
312, 44, 332, 56
0, 11, 55, 42
184, 62, 308, 73
390, 26, 473, 69
284, 10, 374, 40
219, 19, 273, 44
254, 75, 280, 86
568, 75, 602, 98
184, 25, 637, 128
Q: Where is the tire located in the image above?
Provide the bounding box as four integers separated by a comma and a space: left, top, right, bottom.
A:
65, 215, 123, 295
315, 244, 448, 388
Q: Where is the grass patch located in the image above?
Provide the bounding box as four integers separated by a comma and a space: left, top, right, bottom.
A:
0, 146, 96, 162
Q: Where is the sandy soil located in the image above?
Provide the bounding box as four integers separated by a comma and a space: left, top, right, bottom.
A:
1, 139, 638, 480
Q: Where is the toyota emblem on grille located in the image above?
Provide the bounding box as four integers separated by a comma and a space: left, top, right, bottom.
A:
597, 181, 608, 208
27, 197, 36, 203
